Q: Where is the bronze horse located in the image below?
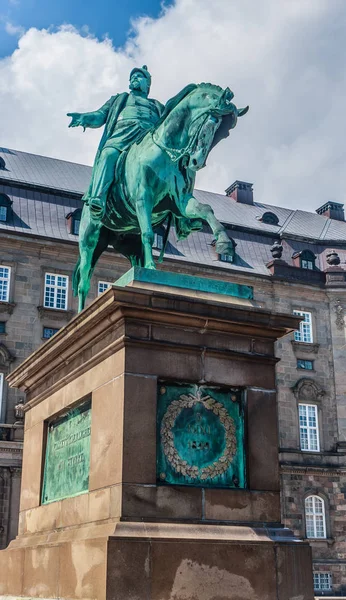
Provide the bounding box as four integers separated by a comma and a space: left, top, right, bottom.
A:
73, 83, 248, 311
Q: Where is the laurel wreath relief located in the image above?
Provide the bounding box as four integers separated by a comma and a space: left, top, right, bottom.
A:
160, 391, 237, 480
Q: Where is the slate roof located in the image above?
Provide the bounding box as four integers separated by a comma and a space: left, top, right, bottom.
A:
1, 146, 346, 277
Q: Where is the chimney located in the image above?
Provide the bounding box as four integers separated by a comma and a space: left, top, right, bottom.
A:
316, 201, 344, 221
225, 180, 253, 205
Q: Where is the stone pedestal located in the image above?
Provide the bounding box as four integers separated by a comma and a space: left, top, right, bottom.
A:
0, 275, 314, 599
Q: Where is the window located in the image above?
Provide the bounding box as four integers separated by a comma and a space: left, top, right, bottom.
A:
300, 250, 316, 271
98, 281, 111, 295
0, 194, 12, 223
153, 233, 164, 250
305, 495, 326, 539
219, 253, 234, 263
66, 208, 81, 236
0, 322, 5, 334
0, 206, 7, 222
73, 218, 80, 235
44, 273, 68, 310
293, 310, 313, 343
297, 359, 314, 370
313, 572, 332, 592
299, 404, 319, 451
260, 211, 279, 226
43, 327, 59, 339
0, 373, 3, 421
0, 266, 10, 302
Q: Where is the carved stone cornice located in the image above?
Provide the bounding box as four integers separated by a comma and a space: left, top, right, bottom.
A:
0, 301, 16, 315
291, 341, 320, 354
280, 464, 346, 476
37, 306, 75, 322
292, 377, 325, 403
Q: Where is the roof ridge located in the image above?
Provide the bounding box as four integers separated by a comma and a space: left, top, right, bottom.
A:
320, 217, 332, 240
278, 209, 296, 234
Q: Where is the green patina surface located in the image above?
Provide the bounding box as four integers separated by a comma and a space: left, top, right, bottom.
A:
115, 266, 253, 299
68, 66, 248, 311
41, 400, 91, 505
157, 383, 246, 488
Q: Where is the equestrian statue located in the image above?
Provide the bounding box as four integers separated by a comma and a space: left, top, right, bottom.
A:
67, 65, 248, 311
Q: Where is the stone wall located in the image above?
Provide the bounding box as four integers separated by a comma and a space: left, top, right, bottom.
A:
1, 220, 346, 596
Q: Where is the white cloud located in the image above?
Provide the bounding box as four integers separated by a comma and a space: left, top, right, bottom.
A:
1, 0, 346, 211
5, 22, 24, 36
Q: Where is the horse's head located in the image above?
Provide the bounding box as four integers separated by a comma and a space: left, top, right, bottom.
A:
153, 82, 248, 169
186, 84, 249, 171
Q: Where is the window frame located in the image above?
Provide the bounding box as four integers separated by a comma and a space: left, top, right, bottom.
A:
0, 265, 11, 303
72, 217, 80, 235
305, 495, 326, 539
293, 310, 313, 343
98, 281, 111, 296
43, 273, 69, 311
153, 232, 164, 251
299, 403, 320, 452
219, 253, 234, 263
42, 326, 60, 340
300, 250, 316, 271
297, 359, 314, 371
313, 571, 332, 592
0, 193, 12, 224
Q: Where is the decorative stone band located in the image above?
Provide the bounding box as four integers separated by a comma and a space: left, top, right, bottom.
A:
160, 391, 236, 480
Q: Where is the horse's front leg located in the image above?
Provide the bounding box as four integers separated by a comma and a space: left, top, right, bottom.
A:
185, 196, 233, 256
74, 206, 103, 311
135, 191, 155, 269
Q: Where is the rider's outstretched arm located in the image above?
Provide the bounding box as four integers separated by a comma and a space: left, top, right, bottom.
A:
81, 96, 117, 128
67, 95, 118, 130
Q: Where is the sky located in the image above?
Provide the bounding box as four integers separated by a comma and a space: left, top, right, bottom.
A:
1, 0, 346, 211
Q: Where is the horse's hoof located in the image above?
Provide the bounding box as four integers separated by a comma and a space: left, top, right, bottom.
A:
145, 262, 156, 270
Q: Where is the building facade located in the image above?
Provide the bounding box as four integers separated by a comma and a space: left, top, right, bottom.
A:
1, 147, 346, 596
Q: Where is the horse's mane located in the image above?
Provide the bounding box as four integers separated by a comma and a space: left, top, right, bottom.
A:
157, 82, 225, 126
157, 84, 197, 125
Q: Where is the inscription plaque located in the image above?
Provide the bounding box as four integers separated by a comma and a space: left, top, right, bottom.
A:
157, 384, 245, 488
41, 399, 91, 504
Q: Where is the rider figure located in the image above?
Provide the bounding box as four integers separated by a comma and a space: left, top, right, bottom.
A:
67, 66, 164, 220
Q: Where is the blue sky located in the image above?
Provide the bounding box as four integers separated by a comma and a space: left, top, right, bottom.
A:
0, 0, 170, 58
1, 0, 346, 210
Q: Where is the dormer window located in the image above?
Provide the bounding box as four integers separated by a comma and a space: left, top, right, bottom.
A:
0, 194, 12, 223
293, 250, 316, 270
66, 208, 82, 236
0, 157, 5, 170
212, 237, 237, 263
153, 232, 164, 250
258, 211, 279, 226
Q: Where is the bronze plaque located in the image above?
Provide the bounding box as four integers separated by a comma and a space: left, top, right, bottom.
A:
157, 383, 245, 488
41, 399, 91, 504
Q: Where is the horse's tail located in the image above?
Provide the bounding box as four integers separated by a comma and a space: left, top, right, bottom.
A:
158, 213, 173, 263
72, 258, 81, 297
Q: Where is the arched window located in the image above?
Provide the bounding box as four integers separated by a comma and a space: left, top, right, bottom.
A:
293, 250, 316, 270
0, 194, 12, 223
305, 495, 326, 538
259, 211, 279, 226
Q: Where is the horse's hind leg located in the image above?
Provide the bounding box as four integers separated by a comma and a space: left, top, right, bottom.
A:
185, 196, 233, 256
